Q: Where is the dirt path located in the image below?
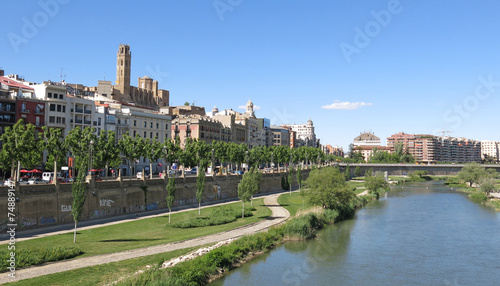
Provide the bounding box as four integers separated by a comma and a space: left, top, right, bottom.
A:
1, 193, 290, 284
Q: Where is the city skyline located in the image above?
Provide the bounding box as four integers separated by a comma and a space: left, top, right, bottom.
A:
3, 1, 500, 149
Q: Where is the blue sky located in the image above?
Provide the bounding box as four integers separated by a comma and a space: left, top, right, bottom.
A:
2, 0, 500, 150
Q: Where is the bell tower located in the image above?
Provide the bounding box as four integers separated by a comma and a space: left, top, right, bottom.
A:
116, 44, 131, 96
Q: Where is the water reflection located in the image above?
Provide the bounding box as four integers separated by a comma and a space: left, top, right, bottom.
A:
212, 182, 500, 286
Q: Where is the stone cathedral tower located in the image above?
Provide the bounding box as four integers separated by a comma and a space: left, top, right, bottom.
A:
116, 44, 131, 97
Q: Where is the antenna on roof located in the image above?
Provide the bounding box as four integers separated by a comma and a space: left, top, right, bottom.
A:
60, 67, 66, 82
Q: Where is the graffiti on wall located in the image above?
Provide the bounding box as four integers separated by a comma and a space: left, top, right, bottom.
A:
61, 205, 72, 212
100, 199, 114, 207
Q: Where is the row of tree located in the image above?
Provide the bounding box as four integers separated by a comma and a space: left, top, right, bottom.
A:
0, 120, 330, 181
347, 142, 415, 163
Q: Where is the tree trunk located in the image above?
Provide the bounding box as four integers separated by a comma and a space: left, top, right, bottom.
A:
73, 221, 77, 243
242, 201, 245, 219
198, 202, 201, 215
169, 208, 171, 223
129, 163, 133, 180
149, 162, 153, 179
53, 160, 57, 184
105, 162, 109, 179
16, 160, 21, 181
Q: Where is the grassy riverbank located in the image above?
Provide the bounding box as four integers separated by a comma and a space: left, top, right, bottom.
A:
6, 247, 200, 286
115, 192, 371, 286
4, 199, 271, 272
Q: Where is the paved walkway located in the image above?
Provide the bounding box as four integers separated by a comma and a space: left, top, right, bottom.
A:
1, 193, 290, 284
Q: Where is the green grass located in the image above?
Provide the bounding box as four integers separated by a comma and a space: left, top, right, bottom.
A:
14, 199, 271, 260
277, 191, 307, 216
7, 247, 200, 286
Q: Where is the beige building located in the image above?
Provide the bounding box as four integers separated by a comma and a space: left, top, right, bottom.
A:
113, 44, 169, 109
283, 119, 318, 148
480, 140, 499, 161
353, 132, 381, 147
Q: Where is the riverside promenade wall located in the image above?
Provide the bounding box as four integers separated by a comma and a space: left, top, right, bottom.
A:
0, 170, 308, 231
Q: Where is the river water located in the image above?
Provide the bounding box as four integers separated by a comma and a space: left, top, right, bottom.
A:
211, 181, 500, 286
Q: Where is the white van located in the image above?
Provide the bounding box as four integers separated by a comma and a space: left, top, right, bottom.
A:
42, 172, 54, 182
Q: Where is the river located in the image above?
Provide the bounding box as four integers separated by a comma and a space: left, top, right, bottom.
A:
211, 181, 500, 285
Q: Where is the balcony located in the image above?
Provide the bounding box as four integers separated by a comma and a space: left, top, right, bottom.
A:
35, 109, 43, 115
75, 107, 83, 113
21, 109, 30, 114
75, 119, 83, 124
84, 120, 91, 125
84, 109, 92, 114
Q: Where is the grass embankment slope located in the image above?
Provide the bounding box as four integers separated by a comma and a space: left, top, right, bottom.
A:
114, 190, 371, 285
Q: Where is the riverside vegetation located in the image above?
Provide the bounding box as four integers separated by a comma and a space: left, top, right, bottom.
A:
115, 167, 373, 286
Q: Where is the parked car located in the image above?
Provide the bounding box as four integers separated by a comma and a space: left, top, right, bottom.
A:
19, 177, 30, 185
28, 178, 46, 185
136, 172, 143, 179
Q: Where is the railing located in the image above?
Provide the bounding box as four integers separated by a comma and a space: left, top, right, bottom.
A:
84, 109, 92, 114
84, 120, 91, 125
75, 119, 83, 124
21, 109, 30, 113
75, 108, 83, 113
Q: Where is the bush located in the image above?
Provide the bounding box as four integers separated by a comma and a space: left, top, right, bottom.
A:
469, 192, 487, 202
172, 205, 254, 228
0, 246, 82, 272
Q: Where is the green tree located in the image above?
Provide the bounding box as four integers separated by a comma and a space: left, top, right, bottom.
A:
345, 164, 351, 181
65, 127, 97, 172
354, 165, 361, 177
364, 171, 389, 199
163, 139, 181, 176
287, 167, 295, 195
196, 166, 206, 215
479, 176, 497, 198
457, 163, 487, 187
0, 120, 41, 180
144, 137, 163, 179
237, 168, 260, 218
302, 167, 355, 210
118, 132, 145, 179
166, 176, 176, 223
71, 159, 88, 243
94, 130, 120, 177
296, 166, 303, 190
41, 127, 67, 183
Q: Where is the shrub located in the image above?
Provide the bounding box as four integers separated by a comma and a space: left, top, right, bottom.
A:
469, 192, 487, 202
0, 246, 82, 272
172, 205, 254, 228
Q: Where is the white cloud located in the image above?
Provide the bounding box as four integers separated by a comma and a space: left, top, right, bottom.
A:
321, 101, 373, 110
238, 105, 261, 110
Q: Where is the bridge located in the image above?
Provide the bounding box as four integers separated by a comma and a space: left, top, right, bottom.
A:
337, 163, 500, 176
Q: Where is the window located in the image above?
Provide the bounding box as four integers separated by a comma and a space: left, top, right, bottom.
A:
62, 106, 66, 112
133, 130, 136, 137
35, 116, 40, 126
150, 132, 153, 139
156, 123, 159, 129
165, 124, 168, 130
21, 103, 27, 112
49, 104, 56, 111
133, 120, 137, 127
156, 132, 159, 138
150, 122, 153, 128
57, 105, 62, 112
144, 131, 147, 138
144, 121, 146, 128
62, 118, 65, 124
98, 118, 101, 126
48, 93, 52, 98
49, 116, 55, 123
59, 94, 63, 99
56, 117, 62, 124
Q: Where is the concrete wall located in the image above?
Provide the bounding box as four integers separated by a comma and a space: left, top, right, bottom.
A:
0, 170, 308, 231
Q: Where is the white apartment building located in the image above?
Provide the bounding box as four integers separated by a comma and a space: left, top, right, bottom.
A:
481, 140, 499, 161
283, 119, 318, 147
32, 81, 69, 133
